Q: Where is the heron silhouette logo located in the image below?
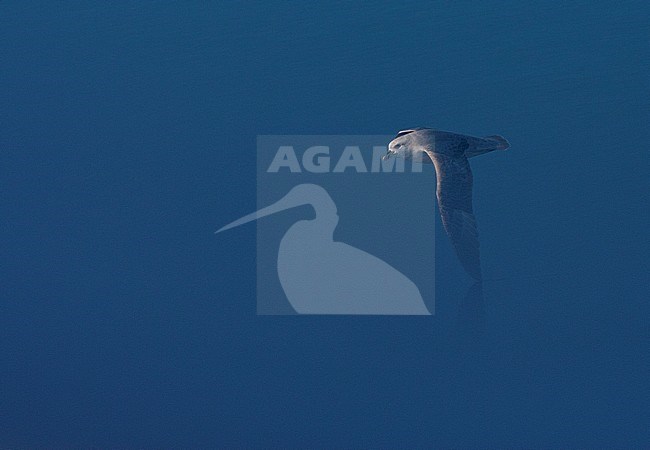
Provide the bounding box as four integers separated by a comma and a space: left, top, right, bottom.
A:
216, 135, 435, 315
218, 183, 430, 315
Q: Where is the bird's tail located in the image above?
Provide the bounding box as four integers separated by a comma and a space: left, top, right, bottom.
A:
484, 135, 510, 150
466, 134, 510, 158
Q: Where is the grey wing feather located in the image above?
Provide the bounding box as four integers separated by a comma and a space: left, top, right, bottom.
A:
426, 151, 482, 280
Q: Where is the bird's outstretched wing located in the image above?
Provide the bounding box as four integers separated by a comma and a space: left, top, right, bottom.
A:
424, 150, 482, 280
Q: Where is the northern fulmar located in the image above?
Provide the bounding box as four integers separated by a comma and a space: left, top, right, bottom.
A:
384, 128, 510, 280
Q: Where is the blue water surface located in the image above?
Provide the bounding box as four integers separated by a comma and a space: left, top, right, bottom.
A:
1, 1, 648, 447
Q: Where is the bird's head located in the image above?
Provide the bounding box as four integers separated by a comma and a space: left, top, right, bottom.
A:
383, 128, 432, 161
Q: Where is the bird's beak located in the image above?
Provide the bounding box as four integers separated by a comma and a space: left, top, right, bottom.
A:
382, 149, 395, 161
216, 192, 303, 233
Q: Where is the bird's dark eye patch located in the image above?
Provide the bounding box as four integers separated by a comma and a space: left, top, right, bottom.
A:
395, 130, 416, 139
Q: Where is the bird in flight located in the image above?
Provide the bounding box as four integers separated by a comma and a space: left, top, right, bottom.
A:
384, 127, 510, 280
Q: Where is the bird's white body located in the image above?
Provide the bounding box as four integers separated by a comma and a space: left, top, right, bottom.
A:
385, 128, 510, 280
